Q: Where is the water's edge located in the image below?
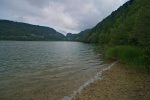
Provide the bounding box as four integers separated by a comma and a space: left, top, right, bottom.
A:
62, 62, 118, 100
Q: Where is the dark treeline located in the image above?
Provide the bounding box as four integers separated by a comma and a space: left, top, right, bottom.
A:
84, 0, 149, 46
0, 20, 66, 41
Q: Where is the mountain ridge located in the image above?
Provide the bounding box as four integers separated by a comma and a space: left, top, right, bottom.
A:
82, 0, 150, 47
0, 19, 66, 41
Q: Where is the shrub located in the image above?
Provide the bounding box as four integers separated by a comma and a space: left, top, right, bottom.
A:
105, 46, 149, 70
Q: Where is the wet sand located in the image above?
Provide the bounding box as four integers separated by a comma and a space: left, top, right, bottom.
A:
74, 63, 150, 100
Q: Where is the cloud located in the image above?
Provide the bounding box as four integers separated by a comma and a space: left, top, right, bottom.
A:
0, 0, 128, 34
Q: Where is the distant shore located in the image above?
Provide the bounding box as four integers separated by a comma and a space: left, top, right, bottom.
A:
73, 63, 150, 100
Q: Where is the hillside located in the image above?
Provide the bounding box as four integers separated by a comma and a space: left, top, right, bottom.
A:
84, 0, 150, 47
82, 0, 150, 69
66, 29, 90, 41
0, 20, 66, 41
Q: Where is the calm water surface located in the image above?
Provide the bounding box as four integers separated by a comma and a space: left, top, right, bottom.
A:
0, 41, 106, 100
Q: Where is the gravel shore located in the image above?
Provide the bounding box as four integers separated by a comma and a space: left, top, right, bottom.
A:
74, 63, 150, 100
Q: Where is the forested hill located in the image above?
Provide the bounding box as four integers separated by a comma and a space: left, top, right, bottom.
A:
83, 0, 150, 47
0, 20, 66, 41
66, 29, 90, 41
82, 0, 150, 69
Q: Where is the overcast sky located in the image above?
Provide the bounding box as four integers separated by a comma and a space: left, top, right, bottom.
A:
0, 0, 128, 34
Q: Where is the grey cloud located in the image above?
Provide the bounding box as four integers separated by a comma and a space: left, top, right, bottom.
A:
0, 0, 128, 34
26, 0, 50, 8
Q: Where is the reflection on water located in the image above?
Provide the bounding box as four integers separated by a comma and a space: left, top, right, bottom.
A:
0, 41, 105, 100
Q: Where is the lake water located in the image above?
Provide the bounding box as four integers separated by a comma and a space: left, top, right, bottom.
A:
0, 41, 108, 100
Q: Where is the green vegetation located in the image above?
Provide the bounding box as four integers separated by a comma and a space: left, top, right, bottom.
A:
81, 0, 150, 69
106, 46, 149, 69
0, 20, 66, 41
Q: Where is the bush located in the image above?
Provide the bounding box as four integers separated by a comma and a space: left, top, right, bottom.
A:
105, 46, 149, 70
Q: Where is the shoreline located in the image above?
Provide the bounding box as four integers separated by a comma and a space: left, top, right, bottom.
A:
73, 63, 150, 100
62, 62, 117, 100
71, 62, 117, 97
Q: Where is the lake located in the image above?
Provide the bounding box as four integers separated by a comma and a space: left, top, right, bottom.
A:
0, 41, 108, 100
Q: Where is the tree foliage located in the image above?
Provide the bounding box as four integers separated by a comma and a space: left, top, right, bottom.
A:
84, 0, 150, 48
82, 0, 150, 68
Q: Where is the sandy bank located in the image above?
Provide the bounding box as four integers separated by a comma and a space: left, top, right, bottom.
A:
74, 63, 150, 100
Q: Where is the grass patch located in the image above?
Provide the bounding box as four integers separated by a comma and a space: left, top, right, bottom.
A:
105, 46, 150, 70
